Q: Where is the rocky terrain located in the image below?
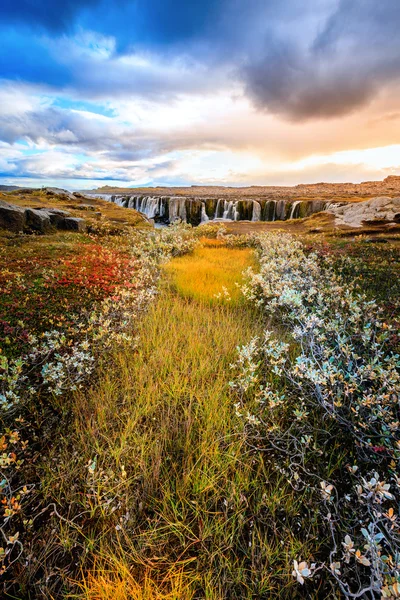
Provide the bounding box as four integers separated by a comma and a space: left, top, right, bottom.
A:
0, 200, 87, 233
329, 196, 400, 228
89, 175, 400, 201
0, 187, 147, 234
0, 182, 399, 236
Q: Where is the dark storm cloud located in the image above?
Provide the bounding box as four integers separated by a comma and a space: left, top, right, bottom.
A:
242, 0, 400, 119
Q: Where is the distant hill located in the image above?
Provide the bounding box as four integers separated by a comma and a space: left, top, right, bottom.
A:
0, 185, 21, 191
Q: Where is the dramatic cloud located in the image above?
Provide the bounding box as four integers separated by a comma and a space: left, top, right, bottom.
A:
1, 0, 400, 186
242, 1, 400, 119
2, 1, 400, 116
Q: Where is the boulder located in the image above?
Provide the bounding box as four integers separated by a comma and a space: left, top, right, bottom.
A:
39, 207, 71, 227
44, 187, 76, 200
0, 200, 26, 232
61, 217, 87, 232
328, 197, 400, 228
25, 208, 53, 233
0, 201, 86, 234
78, 204, 97, 211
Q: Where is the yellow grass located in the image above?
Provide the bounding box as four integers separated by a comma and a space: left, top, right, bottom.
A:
163, 243, 256, 303
79, 562, 194, 600
41, 241, 314, 599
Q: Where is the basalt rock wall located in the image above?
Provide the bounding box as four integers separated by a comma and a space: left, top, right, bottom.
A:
110, 194, 333, 226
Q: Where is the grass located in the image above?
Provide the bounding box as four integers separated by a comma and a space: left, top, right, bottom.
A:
163, 239, 256, 303
22, 240, 316, 599
7, 230, 398, 598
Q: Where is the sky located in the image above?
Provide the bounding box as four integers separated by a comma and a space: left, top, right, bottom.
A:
1, 0, 400, 189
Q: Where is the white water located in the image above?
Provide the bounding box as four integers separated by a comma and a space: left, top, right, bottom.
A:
289, 201, 301, 219
215, 198, 223, 219
252, 201, 262, 221
200, 202, 209, 223
223, 200, 239, 220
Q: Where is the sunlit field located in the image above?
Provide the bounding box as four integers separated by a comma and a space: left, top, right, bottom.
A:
164, 239, 256, 303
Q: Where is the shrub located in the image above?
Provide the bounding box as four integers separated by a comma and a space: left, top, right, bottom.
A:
232, 233, 400, 598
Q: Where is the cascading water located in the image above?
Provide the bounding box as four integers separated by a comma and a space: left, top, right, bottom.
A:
102, 194, 332, 226
289, 201, 301, 219
168, 197, 187, 222
200, 203, 209, 223
252, 201, 262, 221
223, 200, 236, 220
215, 198, 224, 219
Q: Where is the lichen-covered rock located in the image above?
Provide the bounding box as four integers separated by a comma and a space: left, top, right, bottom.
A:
0, 200, 26, 232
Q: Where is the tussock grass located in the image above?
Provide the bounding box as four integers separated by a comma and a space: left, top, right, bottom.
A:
29, 242, 318, 599
77, 560, 195, 600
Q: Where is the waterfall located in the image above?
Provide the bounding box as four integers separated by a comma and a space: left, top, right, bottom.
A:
115, 195, 166, 220
169, 197, 187, 222
215, 198, 224, 219
276, 200, 286, 220
200, 202, 209, 223
289, 201, 301, 219
140, 196, 158, 218
223, 200, 234, 220
107, 194, 332, 226
252, 201, 262, 221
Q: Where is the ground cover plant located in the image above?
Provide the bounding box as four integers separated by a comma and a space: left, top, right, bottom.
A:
233, 233, 400, 598
0, 220, 398, 599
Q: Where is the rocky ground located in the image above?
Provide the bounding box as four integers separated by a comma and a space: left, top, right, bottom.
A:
0, 187, 147, 234
329, 196, 400, 227
89, 175, 400, 201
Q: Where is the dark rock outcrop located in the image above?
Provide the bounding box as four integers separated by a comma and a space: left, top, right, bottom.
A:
25, 208, 52, 233
0, 200, 26, 232
41, 208, 71, 227
0, 201, 86, 234
61, 217, 86, 232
